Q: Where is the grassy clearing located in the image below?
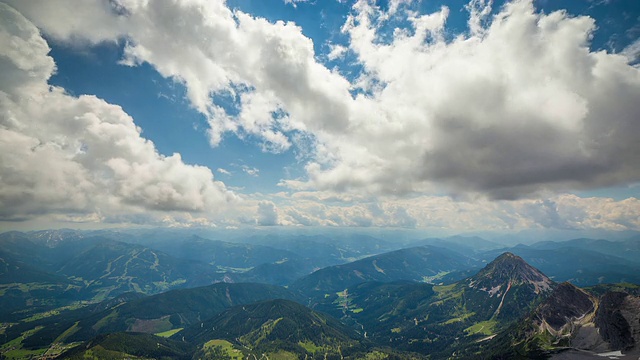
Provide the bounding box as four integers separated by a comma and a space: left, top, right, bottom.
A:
215, 266, 253, 273
130, 315, 172, 333
299, 340, 323, 353
203, 339, 244, 360
41, 342, 83, 359
465, 320, 497, 336
152, 279, 187, 292
433, 283, 462, 298
431, 283, 464, 306
0, 283, 62, 296
334, 290, 364, 314
23, 303, 87, 322
443, 311, 475, 324
267, 350, 299, 360
0, 326, 46, 360
90, 285, 118, 302
54, 321, 80, 343
92, 310, 118, 331
422, 271, 451, 284
2, 347, 47, 360
154, 328, 183, 338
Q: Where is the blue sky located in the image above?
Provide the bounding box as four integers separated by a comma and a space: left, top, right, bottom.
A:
0, 0, 639, 233
47, 40, 300, 194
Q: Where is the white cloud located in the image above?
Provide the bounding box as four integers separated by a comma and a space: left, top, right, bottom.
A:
295, 0, 640, 199
1, 0, 124, 45
240, 165, 260, 177
217, 168, 232, 176
256, 200, 279, 226
265, 191, 640, 231
387, 0, 416, 17
4, 0, 640, 232
283, 0, 309, 7
327, 44, 348, 61
4, 0, 352, 161
54, 0, 637, 200
622, 37, 640, 64
112, 0, 350, 154
0, 3, 236, 224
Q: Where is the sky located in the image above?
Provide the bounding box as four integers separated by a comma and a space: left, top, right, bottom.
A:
0, 0, 639, 234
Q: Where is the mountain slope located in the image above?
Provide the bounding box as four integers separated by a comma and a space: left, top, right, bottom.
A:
57, 239, 222, 301
176, 299, 363, 359
61, 332, 194, 360
0, 252, 82, 321
0, 254, 67, 285
228, 257, 316, 286
239, 234, 397, 267
531, 238, 640, 265
466, 252, 554, 321
534, 282, 596, 333
0, 232, 48, 268
291, 245, 478, 295
464, 284, 640, 359
315, 252, 555, 356
412, 235, 503, 254
136, 235, 298, 270
2, 283, 299, 350
0, 231, 109, 271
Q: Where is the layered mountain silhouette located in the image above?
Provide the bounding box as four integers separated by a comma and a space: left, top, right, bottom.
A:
2, 231, 640, 360
290, 245, 479, 295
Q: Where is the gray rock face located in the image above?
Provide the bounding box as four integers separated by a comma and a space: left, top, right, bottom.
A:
523, 286, 640, 358
536, 282, 595, 331
595, 292, 634, 351
620, 295, 640, 349
566, 291, 640, 355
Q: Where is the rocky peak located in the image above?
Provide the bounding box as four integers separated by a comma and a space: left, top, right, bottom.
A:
469, 252, 553, 294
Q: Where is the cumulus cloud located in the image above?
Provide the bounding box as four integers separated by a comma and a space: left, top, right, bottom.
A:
1, 0, 123, 45
306, 0, 640, 199
5, 0, 640, 234
256, 201, 279, 226
0, 3, 235, 223
11, 0, 640, 199
263, 191, 640, 231
9, 0, 351, 154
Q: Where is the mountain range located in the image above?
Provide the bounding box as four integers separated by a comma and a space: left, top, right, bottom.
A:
2, 229, 640, 359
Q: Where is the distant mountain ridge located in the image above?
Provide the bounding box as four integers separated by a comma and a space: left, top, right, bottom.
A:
290, 245, 479, 295
482, 245, 640, 286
